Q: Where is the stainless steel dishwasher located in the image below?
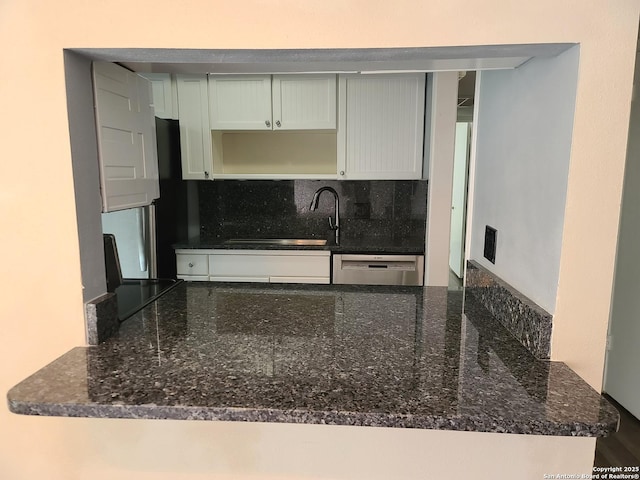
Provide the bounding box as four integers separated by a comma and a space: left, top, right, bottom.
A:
332, 254, 424, 286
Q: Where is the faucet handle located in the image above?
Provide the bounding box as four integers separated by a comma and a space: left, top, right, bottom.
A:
328, 216, 337, 230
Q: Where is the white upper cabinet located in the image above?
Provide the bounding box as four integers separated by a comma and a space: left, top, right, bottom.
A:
171, 72, 425, 180
209, 74, 337, 131
139, 73, 178, 120
92, 62, 159, 212
209, 75, 272, 130
272, 75, 337, 130
176, 75, 213, 180
338, 73, 426, 180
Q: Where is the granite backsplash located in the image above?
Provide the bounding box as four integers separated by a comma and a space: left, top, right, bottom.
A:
198, 180, 427, 242
465, 260, 553, 359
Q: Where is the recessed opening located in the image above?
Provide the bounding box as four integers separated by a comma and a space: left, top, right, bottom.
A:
64, 43, 577, 318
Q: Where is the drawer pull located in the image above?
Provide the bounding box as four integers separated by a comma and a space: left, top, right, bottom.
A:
188, 262, 194, 268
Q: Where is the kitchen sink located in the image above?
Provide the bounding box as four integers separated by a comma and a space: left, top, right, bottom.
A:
224, 238, 327, 246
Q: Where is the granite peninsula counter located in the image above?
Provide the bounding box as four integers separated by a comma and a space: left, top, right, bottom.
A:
7, 282, 618, 436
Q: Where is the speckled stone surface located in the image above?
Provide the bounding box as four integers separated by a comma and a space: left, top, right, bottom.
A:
85, 292, 118, 345
8, 283, 617, 436
196, 179, 427, 249
173, 235, 426, 254
466, 261, 553, 359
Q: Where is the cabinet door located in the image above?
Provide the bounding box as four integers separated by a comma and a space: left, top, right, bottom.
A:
176, 75, 213, 180
209, 250, 330, 283
92, 62, 159, 212
139, 73, 178, 120
209, 75, 272, 130
272, 75, 337, 130
339, 74, 425, 180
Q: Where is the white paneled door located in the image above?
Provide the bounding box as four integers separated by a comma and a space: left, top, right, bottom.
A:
176, 75, 213, 180
604, 52, 640, 419
272, 75, 337, 130
93, 62, 159, 212
208, 75, 272, 130
339, 73, 425, 180
449, 122, 471, 279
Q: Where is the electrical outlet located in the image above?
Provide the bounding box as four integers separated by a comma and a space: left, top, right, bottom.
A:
354, 202, 371, 219
484, 226, 497, 264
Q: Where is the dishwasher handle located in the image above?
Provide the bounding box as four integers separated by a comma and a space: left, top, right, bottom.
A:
339, 254, 418, 262
337, 255, 420, 272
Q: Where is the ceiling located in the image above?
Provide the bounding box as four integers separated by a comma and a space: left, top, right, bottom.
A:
75, 43, 573, 111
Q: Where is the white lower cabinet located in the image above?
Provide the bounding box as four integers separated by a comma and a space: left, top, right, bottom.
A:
175, 249, 330, 284
176, 251, 210, 281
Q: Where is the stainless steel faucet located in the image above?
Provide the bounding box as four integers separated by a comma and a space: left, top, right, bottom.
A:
309, 186, 340, 244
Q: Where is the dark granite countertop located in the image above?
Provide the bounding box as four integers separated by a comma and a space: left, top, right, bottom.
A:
173, 235, 426, 254
7, 283, 617, 436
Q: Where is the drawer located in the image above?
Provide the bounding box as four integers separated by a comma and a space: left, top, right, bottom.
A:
176, 253, 209, 276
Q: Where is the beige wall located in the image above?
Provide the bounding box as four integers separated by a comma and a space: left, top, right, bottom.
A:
1, 1, 638, 478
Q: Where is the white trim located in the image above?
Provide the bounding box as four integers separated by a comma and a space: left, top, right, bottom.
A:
424, 71, 458, 286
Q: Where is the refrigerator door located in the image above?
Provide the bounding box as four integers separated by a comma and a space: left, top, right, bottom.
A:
101, 118, 190, 281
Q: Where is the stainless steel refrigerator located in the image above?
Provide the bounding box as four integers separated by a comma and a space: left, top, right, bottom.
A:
102, 118, 194, 319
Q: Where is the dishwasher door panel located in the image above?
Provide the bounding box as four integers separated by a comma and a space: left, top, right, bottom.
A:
332, 254, 424, 286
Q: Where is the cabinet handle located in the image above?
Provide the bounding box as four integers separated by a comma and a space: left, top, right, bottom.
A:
204, 171, 209, 179
340, 170, 345, 176
265, 120, 271, 128
188, 262, 194, 268
275, 120, 281, 128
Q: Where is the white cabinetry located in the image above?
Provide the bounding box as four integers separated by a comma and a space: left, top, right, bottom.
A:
139, 73, 178, 120
210, 250, 330, 283
176, 75, 213, 180
209, 74, 337, 131
272, 75, 337, 130
175, 249, 330, 284
92, 62, 159, 212
209, 75, 272, 130
172, 72, 426, 181
175, 251, 209, 281
338, 73, 425, 180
